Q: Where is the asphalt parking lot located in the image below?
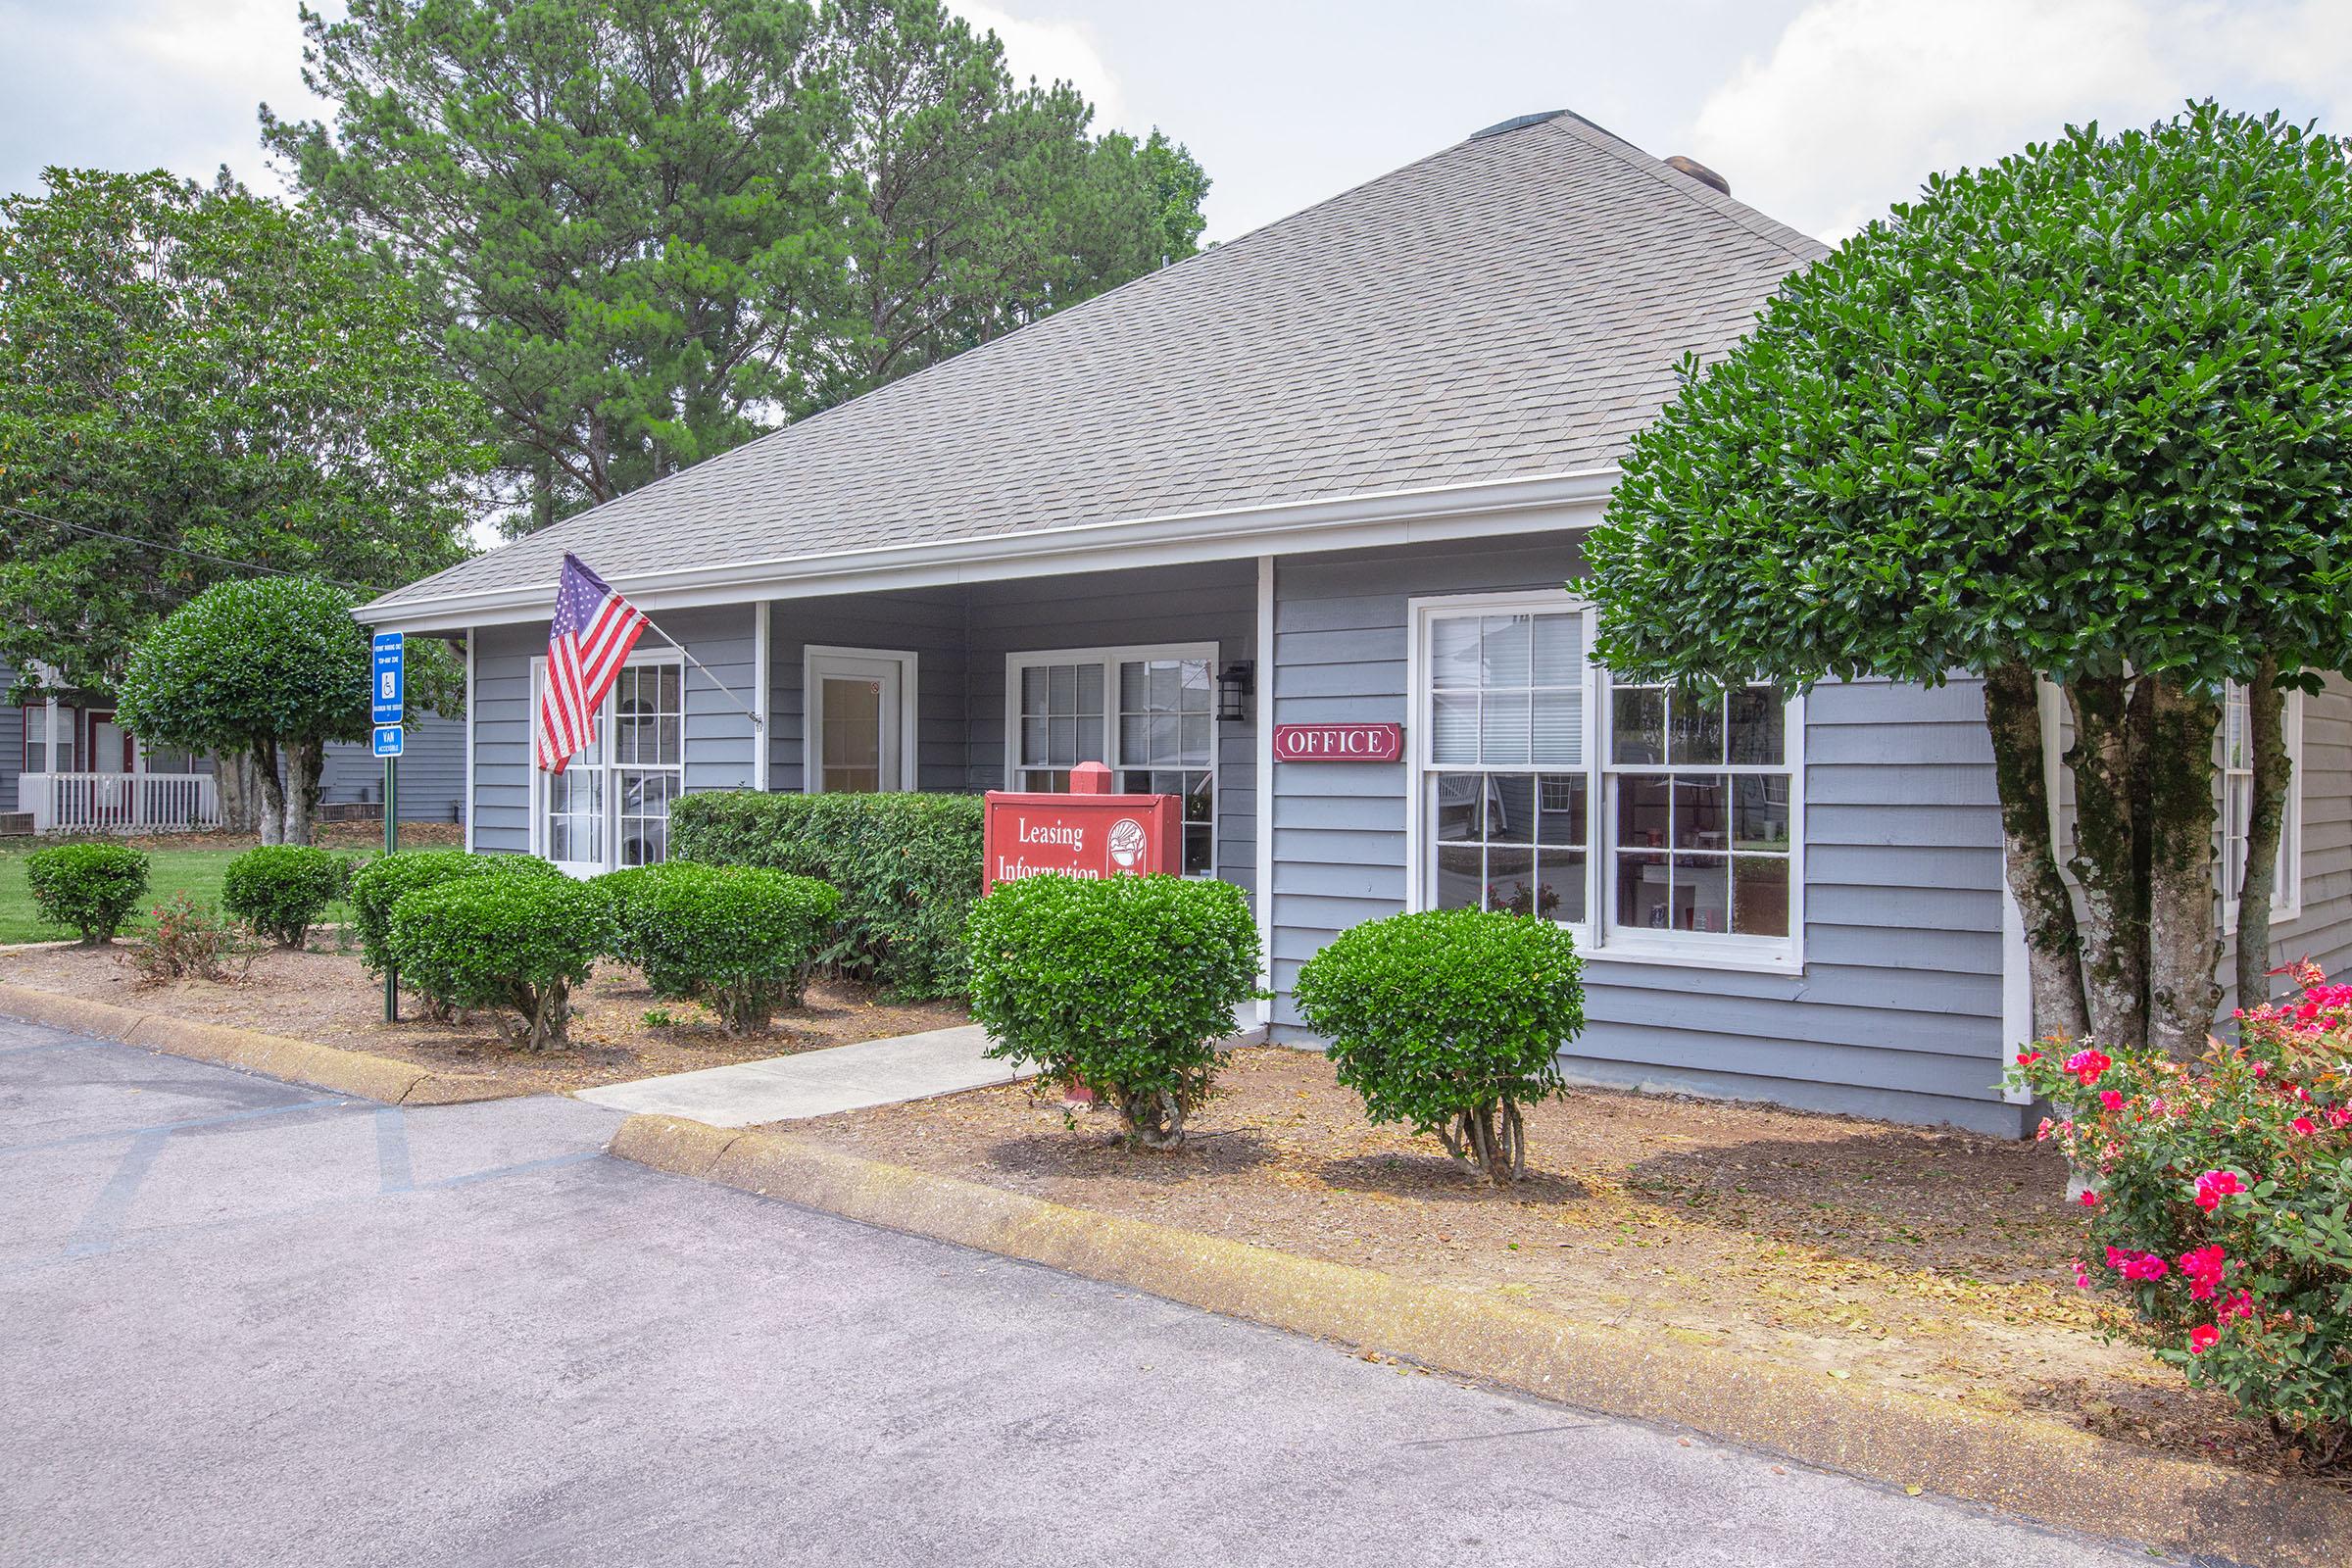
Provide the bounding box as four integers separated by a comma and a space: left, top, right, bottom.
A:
0, 1019, 2160, 1567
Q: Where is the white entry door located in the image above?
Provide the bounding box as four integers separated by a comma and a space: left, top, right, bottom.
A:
806, 648, 916, 793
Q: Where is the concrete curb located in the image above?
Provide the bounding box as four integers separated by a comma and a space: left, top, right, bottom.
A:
612, 1113, 2352, 1567
0, 981, 524, 1105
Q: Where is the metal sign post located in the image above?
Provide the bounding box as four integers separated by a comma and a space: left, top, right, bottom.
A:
371, 632, 405, 1023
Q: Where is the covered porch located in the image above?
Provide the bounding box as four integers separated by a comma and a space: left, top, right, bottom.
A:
15, 684, 219, 834
465, 557, 1264, 899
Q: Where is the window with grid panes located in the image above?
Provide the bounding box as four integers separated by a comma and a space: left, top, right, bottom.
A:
1605, 683, 1792, 939
1008, 647, 1217, 877
2222, 680, 2302, 928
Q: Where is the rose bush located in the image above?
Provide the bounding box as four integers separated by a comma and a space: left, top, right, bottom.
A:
2008, 962, 2352, 1467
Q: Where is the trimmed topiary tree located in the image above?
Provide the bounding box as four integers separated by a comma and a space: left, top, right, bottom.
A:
602, 861, 841, 1034
965, 873, 1260, 1149
383, 873, 610, 1051
1587, 103, 2352, 1053
221, 844, 345, 948
113, 576, 371, 847
347, 849, 560, 976
24, 842, 150, 945
1293, 908, 1585, 1183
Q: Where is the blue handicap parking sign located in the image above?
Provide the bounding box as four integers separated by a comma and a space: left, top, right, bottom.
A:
371, 631, 404, 726
372, 724, 405, 759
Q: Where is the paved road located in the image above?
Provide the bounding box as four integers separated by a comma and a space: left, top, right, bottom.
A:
1, 1020, 2164, 1568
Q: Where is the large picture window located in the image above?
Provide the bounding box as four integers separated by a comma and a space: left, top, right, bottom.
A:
1412, 594, 1802, 969
533, 653, 684, 873
1006, 644, 1217, 876
2223, 680, 2303, 929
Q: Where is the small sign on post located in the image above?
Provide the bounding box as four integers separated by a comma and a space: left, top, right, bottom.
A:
981, 760, 1181, 891
371, 630, 405, 1023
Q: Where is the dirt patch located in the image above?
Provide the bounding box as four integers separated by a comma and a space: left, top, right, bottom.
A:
791, 1046, 2326, 1485
0, 942, 966, 1095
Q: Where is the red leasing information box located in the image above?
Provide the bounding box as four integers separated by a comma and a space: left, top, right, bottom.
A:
982, 760, 1182, 891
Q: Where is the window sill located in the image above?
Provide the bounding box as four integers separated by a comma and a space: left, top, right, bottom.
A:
1579, 941, 1805, 977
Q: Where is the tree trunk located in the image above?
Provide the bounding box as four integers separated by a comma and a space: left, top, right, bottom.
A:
2065, 675, 2150, 1051
532, 450, 555, 534
215, 751, 260, 836
2235, 661, 2291, 1011
253, 738, 285, 846
2145, 675, 2223, 1056
281, 737, 325, 847
1983, 664, 2090, 1043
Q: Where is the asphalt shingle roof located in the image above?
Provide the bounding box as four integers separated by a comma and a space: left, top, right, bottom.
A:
364, 109, 1826, 620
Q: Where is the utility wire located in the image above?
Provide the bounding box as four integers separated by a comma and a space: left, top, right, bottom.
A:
0, 502, 383, 594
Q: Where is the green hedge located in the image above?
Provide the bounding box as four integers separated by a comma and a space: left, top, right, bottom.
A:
670, 791, 983, 998
965, 873, 1261, 1149
347, 849, 561, 975
1293, 907, 1584, 1183
384, 874, 610, 1052
24, 842, 150, 945
601, 861, 841, 1033
221, 845, 345, 948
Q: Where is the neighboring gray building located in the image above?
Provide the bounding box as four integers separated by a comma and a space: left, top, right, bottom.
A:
4, 657, 465, 830
356, 110, 2352, 1136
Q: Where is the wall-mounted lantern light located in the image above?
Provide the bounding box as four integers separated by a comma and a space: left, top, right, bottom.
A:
1217, 661, 1255, 724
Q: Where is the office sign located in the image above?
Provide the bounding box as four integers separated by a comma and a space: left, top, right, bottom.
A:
371, 631, 405, 726
1271, 722, 1403, 761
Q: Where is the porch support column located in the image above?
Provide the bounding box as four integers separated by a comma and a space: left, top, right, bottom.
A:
44, 694, 58, 772
753, 601, 770, 792
1254, 555, 1276, 1029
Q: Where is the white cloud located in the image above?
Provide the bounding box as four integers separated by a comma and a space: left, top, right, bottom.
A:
954, 3, 1131, 132
1687, 0, 2352, 240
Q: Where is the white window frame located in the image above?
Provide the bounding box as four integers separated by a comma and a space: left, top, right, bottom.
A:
2223, 681, 2304, 931
1405, 590, 1806, 975
803, 645, 919, 794
528, 647, 686, 875
1003, 641, 1220, 877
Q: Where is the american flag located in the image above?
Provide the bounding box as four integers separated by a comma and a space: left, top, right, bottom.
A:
537, 554, 648, 773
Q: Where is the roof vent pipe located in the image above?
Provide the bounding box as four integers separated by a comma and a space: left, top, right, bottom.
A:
1663, 155, 1731, 196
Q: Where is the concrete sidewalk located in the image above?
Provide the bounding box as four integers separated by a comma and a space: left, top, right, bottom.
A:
572, 1023, 1030, 1126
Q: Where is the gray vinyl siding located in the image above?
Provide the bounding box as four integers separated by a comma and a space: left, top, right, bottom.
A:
767, 587, 969, 793
0, 659, 19, 812
961, 560, 1258, 898
318, 714, 466, 822
470, 623, 539, 854
1266, 536, 2025, 1136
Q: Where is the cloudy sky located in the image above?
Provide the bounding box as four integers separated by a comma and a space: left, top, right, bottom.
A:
4, 0, 2351, 243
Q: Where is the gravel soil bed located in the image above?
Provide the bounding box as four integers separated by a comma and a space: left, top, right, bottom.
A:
0, 943, 967, 1095
792, 1046, 2334, 1484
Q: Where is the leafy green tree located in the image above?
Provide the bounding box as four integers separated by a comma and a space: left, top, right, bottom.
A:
0, 170, 487, 699
1585, 104, 2352, 1056
264, 0, 1208, 531
114, 577, 376, 846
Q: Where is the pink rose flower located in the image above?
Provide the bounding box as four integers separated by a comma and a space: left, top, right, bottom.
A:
2189, 1323, 2221, 1354
2218, 1291, 2256, 1323
2078, 1190, 2100, 1208
2193, 1170, 2244, 1211
2063, 1048, 2112, 1088
2292, 1116, 2318, 1137
2098, 1090, 2124, 1113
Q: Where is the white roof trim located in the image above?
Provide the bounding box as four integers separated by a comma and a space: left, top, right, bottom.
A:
359, 466, 1620, 632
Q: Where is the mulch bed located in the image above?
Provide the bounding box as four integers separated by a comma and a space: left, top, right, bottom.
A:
791, 1047, 2334, 1484
0, 942, 967, 1096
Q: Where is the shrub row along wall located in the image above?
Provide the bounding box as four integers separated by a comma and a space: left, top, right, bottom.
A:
668, 791, 982, 999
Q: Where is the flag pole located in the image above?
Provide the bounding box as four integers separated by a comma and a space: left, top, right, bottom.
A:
639, 613, 764, 729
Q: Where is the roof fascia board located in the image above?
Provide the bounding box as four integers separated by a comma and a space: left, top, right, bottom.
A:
358, 466, 1619, 633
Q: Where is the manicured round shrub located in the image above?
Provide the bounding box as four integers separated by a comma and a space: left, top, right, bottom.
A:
2010, 960, 2352, 1467
383, 873, 610, 1052
590, 865, 662, 968
609, 861, 842, 1034
965, 873, 1261, 1149
347, 849, 559, 975
1293, 908, 1585, 1183
220, 844, 344, 948
24, 842, 151, 945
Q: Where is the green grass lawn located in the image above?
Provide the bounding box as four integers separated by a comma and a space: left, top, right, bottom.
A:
0, 842, 356, 943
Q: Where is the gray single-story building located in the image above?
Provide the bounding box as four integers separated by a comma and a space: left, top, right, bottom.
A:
356, 109, 2352, 1136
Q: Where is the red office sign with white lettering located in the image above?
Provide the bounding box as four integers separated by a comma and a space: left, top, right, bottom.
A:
982, 760, 1182, 891
1271, 722, 1404, 761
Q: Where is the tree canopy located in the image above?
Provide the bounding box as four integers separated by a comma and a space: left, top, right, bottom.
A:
1585, 104, 2352, 1055
263, 0, 1210, 532
0, 170, 490, 697
114, 576, 376, 846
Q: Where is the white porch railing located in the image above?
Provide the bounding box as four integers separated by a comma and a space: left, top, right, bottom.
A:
21, 773, 221, 834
